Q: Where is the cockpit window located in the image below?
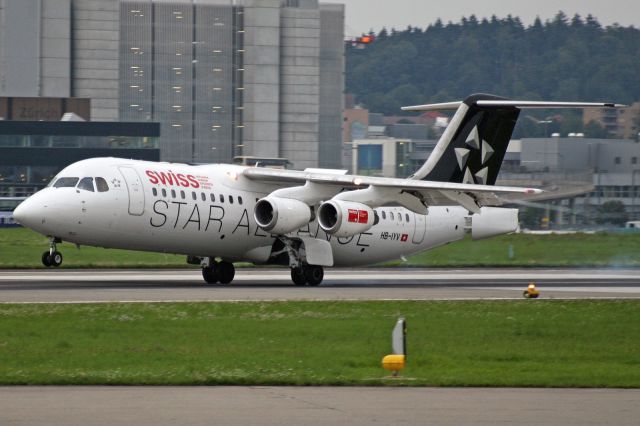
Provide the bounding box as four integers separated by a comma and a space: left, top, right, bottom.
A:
95, 177, 109, 192
53, 177, 79, 188
77, 177, 95, 192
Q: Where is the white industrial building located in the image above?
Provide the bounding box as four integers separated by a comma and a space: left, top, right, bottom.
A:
0, 0, 345, 168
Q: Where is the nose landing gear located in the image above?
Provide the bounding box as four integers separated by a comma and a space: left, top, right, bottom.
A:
42, 237, 63, 267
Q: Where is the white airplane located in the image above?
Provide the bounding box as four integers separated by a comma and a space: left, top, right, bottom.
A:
13, 94, 620, 285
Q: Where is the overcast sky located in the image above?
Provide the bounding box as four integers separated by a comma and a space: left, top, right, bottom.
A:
342, 0, 640, 36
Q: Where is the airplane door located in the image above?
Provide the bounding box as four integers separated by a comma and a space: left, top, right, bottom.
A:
118, 167, 145, 216
412, 213, 426, 244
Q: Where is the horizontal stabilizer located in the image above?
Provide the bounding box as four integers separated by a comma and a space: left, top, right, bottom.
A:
402, 99, 624, 111
402, 101, 462, 111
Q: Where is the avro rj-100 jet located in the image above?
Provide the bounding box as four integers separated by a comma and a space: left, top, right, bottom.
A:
13, 94, 620, 285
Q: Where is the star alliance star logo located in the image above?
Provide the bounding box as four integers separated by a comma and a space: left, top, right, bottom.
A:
454, 125, 494, 184
111, 178, 122, 188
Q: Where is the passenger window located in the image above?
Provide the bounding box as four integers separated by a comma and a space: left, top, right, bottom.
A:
77, 177, 95, 192
238, 196, 243, 205
229, 195, 234, 204
201, 193, 206, 201
390, 212, 394, 220
406, 214, 410, 222
53, 177, 79, 188
152, 188, 158, 196
161, 188, 167, 197
210, 193, 215, 202
219, 194, 224, 203
171, 189, 176, 198
181, 190, 185, 199
382, 211, 386, 220
95, 177, 109, 192
192, 192, 197, 200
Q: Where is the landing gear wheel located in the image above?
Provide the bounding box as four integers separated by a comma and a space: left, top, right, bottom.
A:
291, 267, 307, 286
41, 251, 51, 267
217, 261, 235, 284
304, 265, 324, 286
50, 251, 63, 267
202, 263, 219, 284
42, 237, 62, 268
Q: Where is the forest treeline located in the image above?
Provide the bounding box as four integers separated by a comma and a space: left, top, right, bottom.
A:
346, 12, 640, 137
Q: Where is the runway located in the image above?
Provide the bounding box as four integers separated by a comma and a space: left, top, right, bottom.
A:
1, 267, 639, 302
1, 386, 638, 425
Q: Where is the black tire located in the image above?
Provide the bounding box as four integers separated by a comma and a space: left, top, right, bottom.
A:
305, 265, 324, 286
218, 261, 235, 284
202, 265, 219, 284
41, 251, 51, 267
50, 251, 63, 267
291, 267, 307, 286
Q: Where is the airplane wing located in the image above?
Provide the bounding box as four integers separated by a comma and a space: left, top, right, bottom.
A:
242, 167, 541, 214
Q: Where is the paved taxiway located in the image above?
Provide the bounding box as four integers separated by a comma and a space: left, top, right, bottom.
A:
1, 386, 638, 425
0, 268, 639, 302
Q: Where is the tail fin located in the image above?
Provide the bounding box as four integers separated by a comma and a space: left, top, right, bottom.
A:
404, 93, 622, 185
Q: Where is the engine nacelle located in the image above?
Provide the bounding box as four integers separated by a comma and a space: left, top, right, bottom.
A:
471, 207, 519, 240
254, 196, 311, 235
318, 200, 375, 237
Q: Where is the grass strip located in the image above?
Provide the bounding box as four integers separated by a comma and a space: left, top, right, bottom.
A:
0, 300, 639, 387
2, 227, 640, 268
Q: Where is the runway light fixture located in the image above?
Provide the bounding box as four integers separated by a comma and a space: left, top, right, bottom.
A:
523, 282, 540, 299
381, 317, 406, 376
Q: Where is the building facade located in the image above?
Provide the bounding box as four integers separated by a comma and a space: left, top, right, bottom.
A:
119, 0, 344, 167
0, 0, 120, 121
0, 0, 345, 168
583, 102, 640, 140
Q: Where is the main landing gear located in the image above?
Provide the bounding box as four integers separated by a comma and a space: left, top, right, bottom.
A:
290, 265, 324, 286
201, 259, 235, 285
42, 237, 63, 267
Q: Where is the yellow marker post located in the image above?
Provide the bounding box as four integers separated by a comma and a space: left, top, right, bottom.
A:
382, 317, 406, 376
523, 282, 540, 298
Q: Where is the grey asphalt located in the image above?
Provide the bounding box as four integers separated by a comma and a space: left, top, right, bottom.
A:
1, 268, 639, 425
0, 386, 638, 426
0, 268, 639, 302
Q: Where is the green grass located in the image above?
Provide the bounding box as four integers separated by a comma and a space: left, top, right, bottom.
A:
2, 227, 640, 268
400, 232, 640, 267
0, 300, 639, 387
0, 227, 187, 268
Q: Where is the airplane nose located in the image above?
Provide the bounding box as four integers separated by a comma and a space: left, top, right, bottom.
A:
13, 196, 42, 229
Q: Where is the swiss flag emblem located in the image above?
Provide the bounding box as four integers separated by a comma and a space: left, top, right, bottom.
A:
348, 209, 359, 223
358, 210, 369, 224
401, 233, 408, 242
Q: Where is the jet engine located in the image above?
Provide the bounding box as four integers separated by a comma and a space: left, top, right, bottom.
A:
253, 196, 312, 235
318, 200, 375, 237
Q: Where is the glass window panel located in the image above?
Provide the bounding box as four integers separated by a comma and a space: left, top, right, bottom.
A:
95, 177, 110, 192
77, 177, 95, 192
53, 177, 79, 188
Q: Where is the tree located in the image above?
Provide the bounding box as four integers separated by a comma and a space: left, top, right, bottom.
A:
596, 200, 628, 226
346, 14, 640, 122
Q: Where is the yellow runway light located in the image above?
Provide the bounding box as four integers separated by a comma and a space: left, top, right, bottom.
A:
382, 318, 406, 376
523, 282, 540, 298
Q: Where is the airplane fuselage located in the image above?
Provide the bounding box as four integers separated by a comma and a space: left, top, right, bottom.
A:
17, 158, 468, 267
